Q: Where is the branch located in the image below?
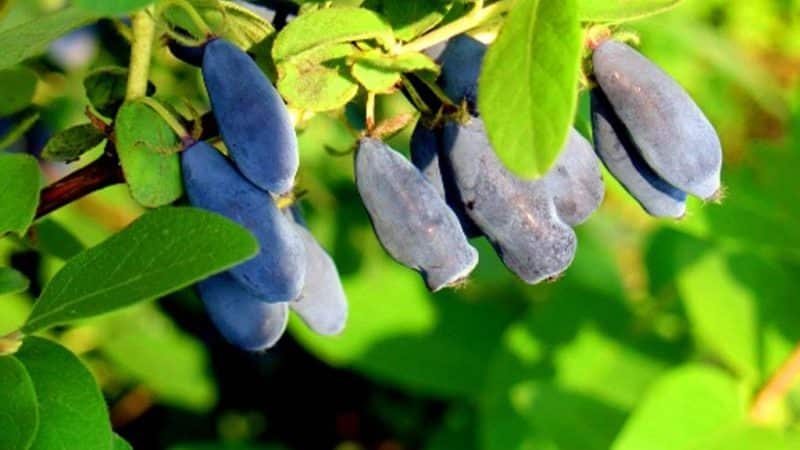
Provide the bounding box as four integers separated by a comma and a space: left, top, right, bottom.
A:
35, 149, 124, 219
749, 341, 800, 423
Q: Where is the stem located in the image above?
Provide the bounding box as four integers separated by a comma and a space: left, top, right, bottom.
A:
400, 75, 431, 115
398, 0, 513, 54
138, 97, 191, 141
0, 330, 24, 356
749, 341, 800, 423
126, 9, 156, 100
36, 149, 124, 219
365, 92, 376, 132
156, 0, 213, 38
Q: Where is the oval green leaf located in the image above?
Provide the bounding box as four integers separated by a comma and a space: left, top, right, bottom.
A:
0, 268, 29, 296
22, 207, 259, 333
113, 434, 133, 450
273, 7, 395, 62
0, 356, 39, 450
578, 0, 683, 22
278, 58, 359, 112
42, 123, 106, 162
0, 153, 41, 236
479, 0, 582, 179
383, 0, 453, 42
0, 68, 37, 117
0, 7, 98, 71
115, 100, 183, 207
16, 336, 113, 450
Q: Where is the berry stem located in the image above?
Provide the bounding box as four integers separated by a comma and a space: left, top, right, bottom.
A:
126, 8, 156, 100
156, 0, 214, 38
749, 341, 800, 423
397, 0, 512, 54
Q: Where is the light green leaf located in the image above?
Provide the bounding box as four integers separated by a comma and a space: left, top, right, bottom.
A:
273, 7, 395, 62
291, 251, 514, 398
115, 100, 183, 208
0, 268, 29, 296
41, 123, 106, 162
98, 304, 216, 411
22, 207, 259, 333
351, 61, 401, 93
352, 50, 439, 74
0, 7, 98, 71
578, 0, 683, 22
0, 68, 38, 116
278, 58, 359, 112
0, 153, 41, 236
612, 365, 745, 450
73, 0, 152, 15
383, 0, 453, 41
16, 336, 113, 450
0, 356, 39, 450
479, 0, 582, 179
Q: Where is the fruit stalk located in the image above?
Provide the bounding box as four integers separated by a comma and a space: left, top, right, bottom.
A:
126, 8, 156, 100
750, 341, 800, 423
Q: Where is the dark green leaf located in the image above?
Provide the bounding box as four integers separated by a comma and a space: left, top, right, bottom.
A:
84, 67, 154, 118
16, 336, 113, 450
383, 0, 453, 42
0, 356, 39, 450
273, 7, 395, 62
22, 207, 259, 333
578, 0, 683, 22
41, 123, 106, 162
0, 153, 41, 236
0, 109, 40, 151
0, 7, 98, 71
479, 0, 582, 178
28, 219, 85, 260
73, 0, 153, 15
0, 268, 29, 295
0, 68, 37, 117
115, 100, 183, 207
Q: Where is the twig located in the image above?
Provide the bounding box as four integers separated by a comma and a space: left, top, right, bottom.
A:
35, 149, 124, 219
749, 341, 800, 423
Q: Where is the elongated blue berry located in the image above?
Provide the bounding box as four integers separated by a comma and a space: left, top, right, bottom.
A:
198, 273, 288, 351
442, 118, 576, 284
591, 89, 687, 218
592, 40, 722, 199
355, 137, 479, 291
203, 38, 298, 195
181, 141, 305, 302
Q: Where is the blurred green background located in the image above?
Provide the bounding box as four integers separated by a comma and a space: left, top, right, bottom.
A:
1, 0, 800, 449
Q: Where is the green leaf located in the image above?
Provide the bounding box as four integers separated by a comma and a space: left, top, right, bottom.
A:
578, 0, 683, 22
0, 153, 41, 236
113, 434, 133, 450
0, 356, 39, 450
0, 268, 29, 295
16, 336, 113, 450
73, 0, 152, 15
479, 0, 582, 179
383, 0, 453, 41
276, 43, 358, 110
425, 405, 477, 450
291, 251, 515, 398
98, 304, 216, 411
22, 207, 259, 333
84, 67, 154, 118
115, 100, 183, 208
28, 219, 85, 260
41, 123, 106, 162
0, 109, 40, 151
353, 50, 439, 73
0, 68, 37, 116
0, 7, 98, 71
273, 7, 395, 62
612, 365, 745, 450
351, 61, 401, 93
